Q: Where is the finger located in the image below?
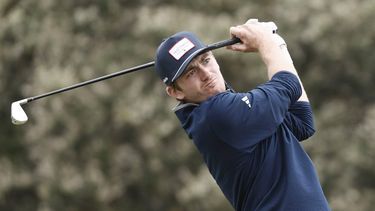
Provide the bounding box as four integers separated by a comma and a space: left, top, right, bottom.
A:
226, 43, 248, 52
245, 18, 259, 25
229, 26, 245, 41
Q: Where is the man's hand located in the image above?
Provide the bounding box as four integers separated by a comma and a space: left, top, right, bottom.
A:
227, 18, 309, 102
227, 19, 283, 53
227, 19, 293, 78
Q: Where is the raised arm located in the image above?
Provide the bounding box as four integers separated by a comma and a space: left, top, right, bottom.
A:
227, 19, 309, 102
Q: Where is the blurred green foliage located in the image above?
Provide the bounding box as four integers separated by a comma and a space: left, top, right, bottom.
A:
1, 0, 374, 210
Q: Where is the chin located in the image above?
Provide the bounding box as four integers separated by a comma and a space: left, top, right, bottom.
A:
213, 83, 226, 93
206, 89, 222, 99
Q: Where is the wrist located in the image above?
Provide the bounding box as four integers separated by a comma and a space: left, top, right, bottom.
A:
259, 34, 293, 67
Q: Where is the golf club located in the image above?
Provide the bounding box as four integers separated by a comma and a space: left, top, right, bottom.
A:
11, 37, 241, 125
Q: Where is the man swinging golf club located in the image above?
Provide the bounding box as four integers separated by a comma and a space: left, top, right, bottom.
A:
155, 19, 330, 210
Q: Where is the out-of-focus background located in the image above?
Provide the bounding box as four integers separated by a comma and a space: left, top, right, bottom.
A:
1, 0, 374, 210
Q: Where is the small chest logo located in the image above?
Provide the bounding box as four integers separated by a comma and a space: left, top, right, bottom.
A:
241, 96, 252, 108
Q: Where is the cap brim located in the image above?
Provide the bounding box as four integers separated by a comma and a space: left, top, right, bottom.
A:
170, 46, 209, 83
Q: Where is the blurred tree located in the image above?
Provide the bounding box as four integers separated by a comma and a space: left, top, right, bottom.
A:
1, 0, 374, 210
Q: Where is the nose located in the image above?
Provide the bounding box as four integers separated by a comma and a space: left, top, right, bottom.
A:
198, 65, 211, 81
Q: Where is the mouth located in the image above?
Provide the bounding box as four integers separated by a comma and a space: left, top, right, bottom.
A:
204, 77, 216, 89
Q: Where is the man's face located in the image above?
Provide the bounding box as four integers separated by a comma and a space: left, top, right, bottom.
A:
167, 51, 226, 103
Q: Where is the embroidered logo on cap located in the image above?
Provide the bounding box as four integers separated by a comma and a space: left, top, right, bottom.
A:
169, 38, 195, 60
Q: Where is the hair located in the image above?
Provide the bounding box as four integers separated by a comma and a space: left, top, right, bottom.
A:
171, 82, 182, 91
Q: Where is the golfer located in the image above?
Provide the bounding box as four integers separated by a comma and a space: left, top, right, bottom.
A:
155, 19, 330, 211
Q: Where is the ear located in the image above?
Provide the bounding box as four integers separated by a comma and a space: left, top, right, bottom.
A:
166, 86, 185, 101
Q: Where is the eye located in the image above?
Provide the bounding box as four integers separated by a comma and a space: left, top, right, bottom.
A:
186, 68, 197, 78
202, 57, 210, 64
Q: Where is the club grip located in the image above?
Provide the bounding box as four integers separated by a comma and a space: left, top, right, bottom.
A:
206, 37, 241, 50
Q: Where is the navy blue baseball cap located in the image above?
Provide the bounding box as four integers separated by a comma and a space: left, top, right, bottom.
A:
155, 31, 208, 85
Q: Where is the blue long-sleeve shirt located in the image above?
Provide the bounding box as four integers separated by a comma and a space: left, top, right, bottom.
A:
175, 71, 330, 211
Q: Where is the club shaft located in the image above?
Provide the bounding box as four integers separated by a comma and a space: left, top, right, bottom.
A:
27, 61, 155, 102
206, 37, 241, 51
25, 37, 240, 103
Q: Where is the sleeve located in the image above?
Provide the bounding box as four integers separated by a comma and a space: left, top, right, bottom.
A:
208, 71, 302, 149
284, 101, 316, 142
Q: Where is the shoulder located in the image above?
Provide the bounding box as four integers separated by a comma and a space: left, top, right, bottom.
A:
201, 91, 252, 125
203, 91, 242, 111
270, 71, 299, 84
